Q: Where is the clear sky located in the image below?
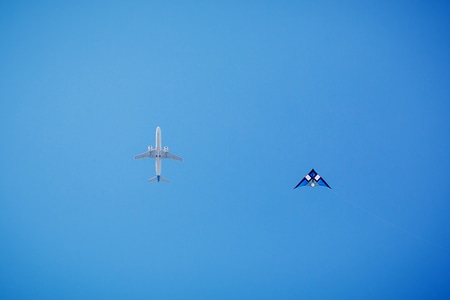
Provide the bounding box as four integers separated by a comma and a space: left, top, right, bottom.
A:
1, 1, 450, 299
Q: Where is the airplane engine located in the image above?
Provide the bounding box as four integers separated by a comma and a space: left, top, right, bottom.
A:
148, 146, 153, 151
164, 146, 169, 152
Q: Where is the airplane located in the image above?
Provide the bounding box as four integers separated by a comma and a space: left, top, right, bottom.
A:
294, 169, 331, 189
134, 126, 183, 182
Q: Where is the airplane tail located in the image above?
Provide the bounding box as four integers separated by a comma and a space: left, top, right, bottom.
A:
148, 175, 169, 183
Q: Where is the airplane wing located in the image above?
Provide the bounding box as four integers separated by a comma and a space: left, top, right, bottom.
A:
134, 150, 156, 159
162, 152, 183, 161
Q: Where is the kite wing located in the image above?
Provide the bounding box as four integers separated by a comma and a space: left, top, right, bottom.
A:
294, 177, 309, 189
316, 176, 331, 188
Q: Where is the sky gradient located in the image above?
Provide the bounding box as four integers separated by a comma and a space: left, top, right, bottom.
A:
1, 1, 450, 299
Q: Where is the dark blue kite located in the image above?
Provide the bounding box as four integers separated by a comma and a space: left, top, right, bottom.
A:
294, 169, 331, 189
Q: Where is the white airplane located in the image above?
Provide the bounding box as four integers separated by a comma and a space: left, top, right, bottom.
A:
134, 126, 183, 182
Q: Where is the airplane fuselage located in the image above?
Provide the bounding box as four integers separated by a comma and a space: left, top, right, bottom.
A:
155, 126, 162, 178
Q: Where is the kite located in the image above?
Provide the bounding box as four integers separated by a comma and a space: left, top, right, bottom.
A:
294, 169, 331, 189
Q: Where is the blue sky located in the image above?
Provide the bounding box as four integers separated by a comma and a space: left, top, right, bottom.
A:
1, 1, 450, 299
